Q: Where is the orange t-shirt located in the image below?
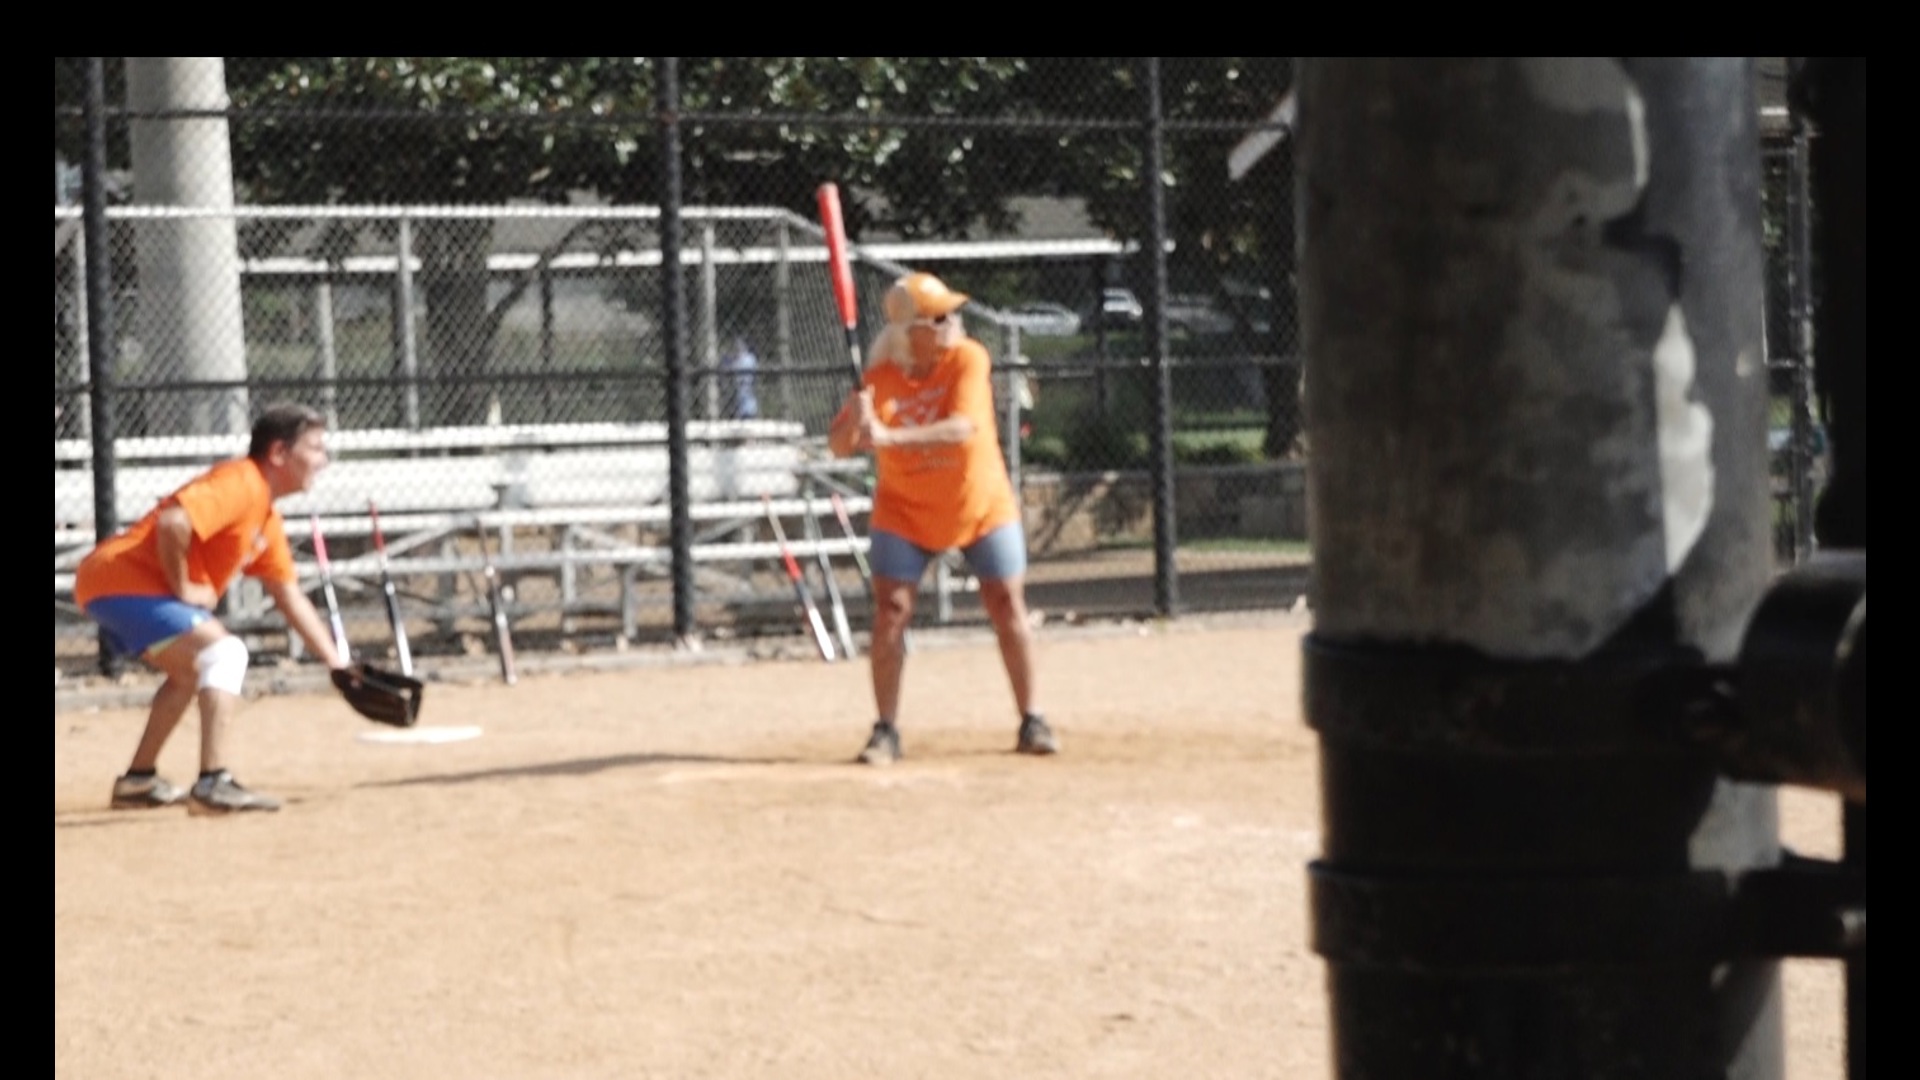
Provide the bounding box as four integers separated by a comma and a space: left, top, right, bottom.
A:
865, 337, 1019, 551
73, 457, 297, 607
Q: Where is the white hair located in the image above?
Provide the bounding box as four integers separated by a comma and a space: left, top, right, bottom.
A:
866, 323, 912, 372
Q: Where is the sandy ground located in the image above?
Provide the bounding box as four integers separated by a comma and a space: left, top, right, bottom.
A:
55, 615, 1847, 1079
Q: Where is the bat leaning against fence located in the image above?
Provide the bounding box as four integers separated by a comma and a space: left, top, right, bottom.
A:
803, 491, 857, 659
309, 513, 352, 662
367, 500, 415, 677
829, 492, 874, 597
764, 495, 837, 662
309, 512, 425, 728
473, 515, 517, 686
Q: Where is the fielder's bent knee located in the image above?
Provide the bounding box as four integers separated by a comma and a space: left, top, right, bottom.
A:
194, 636, 250, 695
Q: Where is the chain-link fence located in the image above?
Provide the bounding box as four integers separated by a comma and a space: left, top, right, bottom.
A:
54, 57, 1814, 675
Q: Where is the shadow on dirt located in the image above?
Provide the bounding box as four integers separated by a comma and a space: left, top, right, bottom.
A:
355, 751, 811, 789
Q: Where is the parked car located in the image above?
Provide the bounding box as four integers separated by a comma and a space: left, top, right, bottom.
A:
1087, 287, 1144, 329
1219, 277, 1281, 338
1003, 301, 1083, 337
1166, 292, 1237, 337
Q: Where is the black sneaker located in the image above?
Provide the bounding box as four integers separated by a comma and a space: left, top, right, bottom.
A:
110, 773, 186, 810
1016, 714, 1059, 756
857, 720, 902, 766
187, 770, 283, 816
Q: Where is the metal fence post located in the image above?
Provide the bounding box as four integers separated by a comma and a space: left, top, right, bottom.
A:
68, 225, 91, 441
395, 214, 421, 430
1141, 58, 1179, 618
81, 56, 122, 676
1003, 368, 1022, 502
657, 57, 696, 645
314, 277, 339, 428
700, 218, 720, 421
539, 261, 556, 422
1004, 328, 1024, 500
775, 221, 795, 419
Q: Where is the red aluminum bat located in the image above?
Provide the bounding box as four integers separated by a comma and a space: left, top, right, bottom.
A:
764, 495, 837, 662
816, 182, 865, 386
368, 500, 414, 677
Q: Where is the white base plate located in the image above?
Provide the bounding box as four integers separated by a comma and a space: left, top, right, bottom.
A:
356, 725, 483, 746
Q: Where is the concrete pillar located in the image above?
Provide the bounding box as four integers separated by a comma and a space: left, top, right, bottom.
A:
127, 57, 249, 436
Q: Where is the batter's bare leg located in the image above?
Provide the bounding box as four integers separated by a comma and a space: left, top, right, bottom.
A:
981, 575, 1055, 754
868, 577, 916, 722
858, 577, 917, 764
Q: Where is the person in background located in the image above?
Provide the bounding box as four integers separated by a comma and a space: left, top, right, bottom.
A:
721, 336, 760, 420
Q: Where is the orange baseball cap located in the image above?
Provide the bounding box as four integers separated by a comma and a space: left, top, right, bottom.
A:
883, 271, 970, 324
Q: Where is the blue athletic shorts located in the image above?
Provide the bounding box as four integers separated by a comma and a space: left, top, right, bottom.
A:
867, 521, 1028, 583
84, 595, 212, 657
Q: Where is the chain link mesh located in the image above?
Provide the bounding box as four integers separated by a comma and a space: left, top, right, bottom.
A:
54, 57, 1810, 673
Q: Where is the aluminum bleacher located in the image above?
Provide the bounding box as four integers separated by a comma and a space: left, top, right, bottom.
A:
55, 419, 878, 648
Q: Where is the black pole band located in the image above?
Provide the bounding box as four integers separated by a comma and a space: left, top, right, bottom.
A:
1305, 634, 1696, 758
1312, 857, 1863, 973
1308, 635, 1862, 974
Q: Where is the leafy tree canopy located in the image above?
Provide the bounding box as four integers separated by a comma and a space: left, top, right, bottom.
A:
58, 57, 1294, 258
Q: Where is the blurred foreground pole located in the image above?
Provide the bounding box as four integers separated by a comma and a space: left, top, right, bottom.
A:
1300, 59, 1782, 1078
1793, 56, 1866, 1078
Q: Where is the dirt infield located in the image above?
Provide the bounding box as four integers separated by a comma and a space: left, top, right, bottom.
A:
55, 615, 1846, 1079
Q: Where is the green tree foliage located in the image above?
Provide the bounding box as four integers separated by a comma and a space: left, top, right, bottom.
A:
56, 57, 1300, 431
61, 57, 1292, 246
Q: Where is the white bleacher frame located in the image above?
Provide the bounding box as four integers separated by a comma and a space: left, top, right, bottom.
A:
54, 421, 898, 651
54, 201, 1046, 659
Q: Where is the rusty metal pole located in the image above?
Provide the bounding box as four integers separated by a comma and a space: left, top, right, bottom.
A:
1300, 59, 1782, 1078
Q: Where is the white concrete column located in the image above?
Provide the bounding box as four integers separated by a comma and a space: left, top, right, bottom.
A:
126, 57, 249, 435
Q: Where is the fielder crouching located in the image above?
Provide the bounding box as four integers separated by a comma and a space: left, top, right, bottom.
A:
74, 402, 350, 815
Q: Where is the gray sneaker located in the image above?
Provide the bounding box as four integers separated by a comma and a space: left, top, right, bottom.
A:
857, 720, 901, 766
1016, 714, 1059, 756
187, 770, 283, 816
110, 773, 186, 810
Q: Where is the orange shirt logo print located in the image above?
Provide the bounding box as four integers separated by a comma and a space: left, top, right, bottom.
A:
896, 386, 947, 430
895, 386, 960, 470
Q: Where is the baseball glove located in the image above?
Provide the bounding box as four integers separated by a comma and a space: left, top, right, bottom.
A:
331, 662, 425, 728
